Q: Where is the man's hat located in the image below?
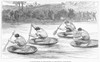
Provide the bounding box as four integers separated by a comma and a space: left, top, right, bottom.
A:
15, 33, 19, 37
78, 28, 82, 31
35, 27, 40, 30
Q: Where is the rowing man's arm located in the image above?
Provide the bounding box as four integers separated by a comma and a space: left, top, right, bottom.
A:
8, 39, 16, 44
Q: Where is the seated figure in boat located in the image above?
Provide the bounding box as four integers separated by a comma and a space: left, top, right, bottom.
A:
58, 20, 76, 37
73, 28, 90, 46
8, 34, 27, 50
29, 25, 48, 42
29, 24, 58, 45
60, 21, 76, 32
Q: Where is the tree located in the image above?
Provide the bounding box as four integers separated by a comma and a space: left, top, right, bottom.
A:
13, 1, 26, 11
13, 1, 21, 10
48, 10, 54, 20
14, 10, 19, 22
68, 9, 75, 19
34, 2, 38, 6
93, 12, 96, 21
20, 1, 26, 11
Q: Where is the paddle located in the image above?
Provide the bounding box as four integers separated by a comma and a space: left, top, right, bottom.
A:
31, 24, 36, 29
3, 30, 15, 51
31, 24, 39, 38
27, 24, 33, 43
53, 19, 66, 35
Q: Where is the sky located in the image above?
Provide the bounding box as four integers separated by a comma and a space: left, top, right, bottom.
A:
2, 0, 99, 5
2, 0, 98, 5
2, 0, 67, 5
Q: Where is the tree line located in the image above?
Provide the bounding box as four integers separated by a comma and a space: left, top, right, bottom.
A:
2, 6, 96, 24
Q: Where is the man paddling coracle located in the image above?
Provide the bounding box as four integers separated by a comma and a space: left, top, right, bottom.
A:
29, 24, 48, 42
73, 28, 90, 46
8, 33, 27, 50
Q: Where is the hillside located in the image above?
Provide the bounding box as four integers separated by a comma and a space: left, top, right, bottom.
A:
2, 5, 18, 10
2, 1, 98, 12
2, 4, 64, 13
64, 1, 98, 12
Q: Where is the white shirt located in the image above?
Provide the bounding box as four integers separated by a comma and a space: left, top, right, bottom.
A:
36, 28, 48, 38
14, 36, 26, 46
